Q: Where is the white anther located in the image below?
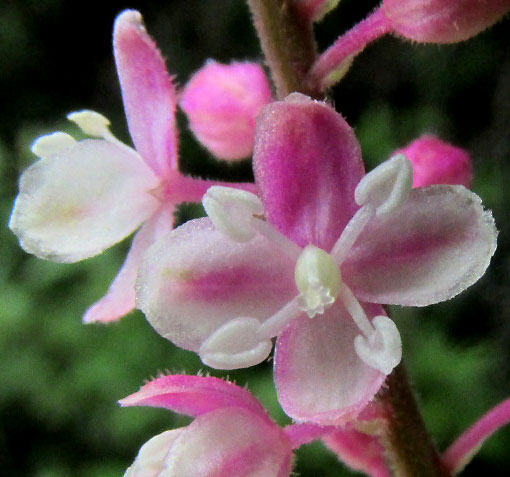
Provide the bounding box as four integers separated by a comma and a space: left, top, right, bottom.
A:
203, 186, 264, 243
199, 317, 272, 370
355, 154, 413, 216
354, 315, 402, 375
31, 132, 77, 158
295, 245, 341, 318
67, 110, 112, 138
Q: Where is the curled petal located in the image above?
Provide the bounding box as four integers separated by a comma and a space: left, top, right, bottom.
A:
83, 204, 175, 323
9, 139, 160, 263
114, 10, 178, 177
125, 429, 182, 477
343, 185, 497, 306
165, 408, 292, 477
274, 302, 386, 425
136, 218, 296, 355
254, 93, 364, 251
120, 374, 268, 419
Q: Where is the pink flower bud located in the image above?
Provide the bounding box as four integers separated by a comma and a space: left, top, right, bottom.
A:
395, 135, 473, 188
180, 61, 273, 161
382, 0, 510, 43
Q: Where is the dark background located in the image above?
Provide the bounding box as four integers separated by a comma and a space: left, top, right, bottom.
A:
1, 1, 509, 475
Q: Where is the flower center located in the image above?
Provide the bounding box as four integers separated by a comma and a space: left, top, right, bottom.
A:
294, 245, 341, 318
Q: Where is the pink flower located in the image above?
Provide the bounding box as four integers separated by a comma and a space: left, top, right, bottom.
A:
9, 10, 254, 324
120, 374, 330, 476
396, 135, 473, 188
180, 60, 273, 161
382, 0, 510, 44
136, 93, 496, 425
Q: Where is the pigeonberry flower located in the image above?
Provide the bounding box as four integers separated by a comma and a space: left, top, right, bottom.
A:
121, 374, 331, 476
9, 10, 255, 324
137, 93, 496, 425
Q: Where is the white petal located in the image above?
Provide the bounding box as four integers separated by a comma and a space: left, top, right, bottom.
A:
10, 139, 160, 262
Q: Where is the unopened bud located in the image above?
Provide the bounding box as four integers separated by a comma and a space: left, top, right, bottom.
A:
395, 135, 473, 188
180, 61, 273, 161
382, 0, 510, 43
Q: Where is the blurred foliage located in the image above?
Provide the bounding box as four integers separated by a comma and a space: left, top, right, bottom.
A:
1, 1, 510, 476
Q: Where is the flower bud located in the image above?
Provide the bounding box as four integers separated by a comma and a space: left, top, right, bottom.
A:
180, 60, 273, 161
293, 0, 341, 22
382, 0, 510, 43
395, 135, 473, 188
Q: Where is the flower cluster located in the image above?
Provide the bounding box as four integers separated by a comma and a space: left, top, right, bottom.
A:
9, 3, 510, 476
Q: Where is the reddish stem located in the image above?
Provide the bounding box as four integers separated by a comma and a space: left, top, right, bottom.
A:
307, 7, 392, 91
442, 398, 510, 475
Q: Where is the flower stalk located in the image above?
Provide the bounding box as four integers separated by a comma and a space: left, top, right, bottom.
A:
377, 363, 449, 476
246, 3, 458, 476
246, 0, 320, 99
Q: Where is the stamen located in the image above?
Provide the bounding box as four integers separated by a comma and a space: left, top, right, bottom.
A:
202, 186, 264, 243
199, 317, 272, 370
31, 132, 76, 159
250, 218, 302, 261
295, 245, 341, 318
354, 315, 402, 375
336, 284, 374, 338
330, 205, 374, 264
355, 154, 413, 216
258, 297, 302, 339
67, 110, 113, 139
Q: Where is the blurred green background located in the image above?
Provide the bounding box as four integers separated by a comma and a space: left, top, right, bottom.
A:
1, 1, 509, 475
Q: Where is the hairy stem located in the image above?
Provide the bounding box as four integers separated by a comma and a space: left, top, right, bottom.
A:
307, 7, 392, 91
246, 0, 320, 99
377, 363, 450, 477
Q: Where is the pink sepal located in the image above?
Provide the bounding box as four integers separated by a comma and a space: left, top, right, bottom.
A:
274, 303, 386, 425
382, 0, 510, 43
114, 10, 179, 178
83, 204, 175, 323
396, 135, 473, 188
284, 423, 335, 449
324, 427, 391, 477
254, 93, 364, 251
119, 374, 268, 420
180, 61, 273, 161
442, 398, 510, 475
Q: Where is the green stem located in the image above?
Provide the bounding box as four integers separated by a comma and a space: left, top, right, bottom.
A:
377, 363, 450, 476
246, 0, 320, 99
